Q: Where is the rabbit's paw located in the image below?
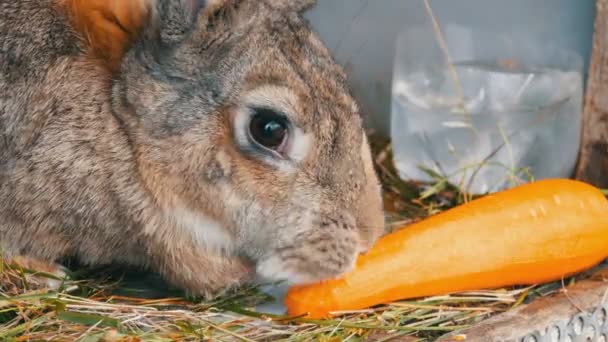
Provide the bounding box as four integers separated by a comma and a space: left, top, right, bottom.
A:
3, 255, 68, 291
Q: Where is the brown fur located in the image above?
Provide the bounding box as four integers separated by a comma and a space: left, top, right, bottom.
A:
0, 0, 384, 298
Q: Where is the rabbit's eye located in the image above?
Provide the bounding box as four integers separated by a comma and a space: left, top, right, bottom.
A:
248, 108, 289, 152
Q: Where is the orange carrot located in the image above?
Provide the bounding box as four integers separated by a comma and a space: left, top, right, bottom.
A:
285, 179, 608, 318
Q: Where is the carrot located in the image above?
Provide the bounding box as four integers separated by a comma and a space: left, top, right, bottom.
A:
284, 179, 608, 318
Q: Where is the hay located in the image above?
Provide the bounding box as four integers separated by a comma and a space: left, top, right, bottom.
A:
0, 137, 586, 341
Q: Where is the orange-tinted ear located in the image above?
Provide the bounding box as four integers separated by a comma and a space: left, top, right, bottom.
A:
59, 0, 151, 73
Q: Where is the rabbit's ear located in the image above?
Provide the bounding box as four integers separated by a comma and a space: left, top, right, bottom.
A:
187, 0, 316, 44
142, 0, 208, 46
143, 0, 316, 47
275, 0, 316, 13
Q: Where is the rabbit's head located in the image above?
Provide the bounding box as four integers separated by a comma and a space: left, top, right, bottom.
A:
113, 0, 384, 285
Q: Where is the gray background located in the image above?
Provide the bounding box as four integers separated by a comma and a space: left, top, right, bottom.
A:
304, 0, 596, 136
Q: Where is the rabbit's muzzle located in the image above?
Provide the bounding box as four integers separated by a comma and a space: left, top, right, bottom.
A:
255, 211, 365, 285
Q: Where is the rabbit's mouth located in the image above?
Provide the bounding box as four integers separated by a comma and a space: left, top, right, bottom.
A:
253, 227, 362, 286
255, 253, 358, 286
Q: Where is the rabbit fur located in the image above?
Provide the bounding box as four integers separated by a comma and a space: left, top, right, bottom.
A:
0, 0, 385, 298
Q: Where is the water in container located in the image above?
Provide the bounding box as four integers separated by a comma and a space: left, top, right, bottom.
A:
390, 24, 584, 194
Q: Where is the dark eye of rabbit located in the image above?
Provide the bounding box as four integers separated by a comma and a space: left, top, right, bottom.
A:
249, 108, 288, 151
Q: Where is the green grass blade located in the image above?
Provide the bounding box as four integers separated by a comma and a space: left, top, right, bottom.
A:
57, 311, 120, 329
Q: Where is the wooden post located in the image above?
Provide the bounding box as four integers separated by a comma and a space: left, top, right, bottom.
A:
575, 0, 608, 187
437, 269, 608, 342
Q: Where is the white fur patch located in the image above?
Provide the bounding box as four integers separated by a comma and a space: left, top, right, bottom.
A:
360, 132, 373, 167
256, 255, 317, 285
360, 131, 380, 187
171, 207, 234, 253
256, 254, 357, 286
43, 268, 67, 290
288, 127, 312, 163
233, 107, 251, 147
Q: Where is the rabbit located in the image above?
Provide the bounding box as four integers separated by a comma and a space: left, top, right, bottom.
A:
0, 0, 385, 298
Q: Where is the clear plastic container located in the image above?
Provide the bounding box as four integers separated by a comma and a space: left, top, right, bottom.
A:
304, 0, 594, 137
390, 23, 584, 194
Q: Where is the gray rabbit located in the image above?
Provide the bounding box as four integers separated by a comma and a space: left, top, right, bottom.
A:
0, 0, 385, 298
